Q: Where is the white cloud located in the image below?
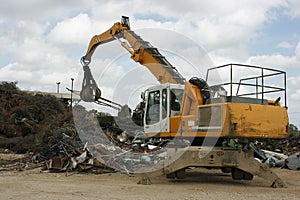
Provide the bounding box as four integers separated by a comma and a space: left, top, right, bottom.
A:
288, 76, 300, 95
0, 62, 34, 81
277, 41, 293, 49
295, 41, 300, 59
155, 1, 287, 62
0, 0, 94, 21
285, 0, 300, 18
287, 76, 300, 126
6, 30, 74, 94
48, 14, 93, 45
248, 54, 299, 69
247, 40, 300, 69
0, 21, 48, 55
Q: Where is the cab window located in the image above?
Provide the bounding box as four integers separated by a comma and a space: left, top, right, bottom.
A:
162, 89, 167, 119
170, 89, 183, 116
146, 90, 160, 125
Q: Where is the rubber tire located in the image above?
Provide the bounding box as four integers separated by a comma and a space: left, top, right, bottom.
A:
175, 169, 185, 179
166, 172, 176, 179
221, 168, 232, 173
231, 168, 244, 180
243, 172, 254, 180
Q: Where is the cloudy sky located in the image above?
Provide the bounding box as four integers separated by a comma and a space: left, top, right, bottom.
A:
0, 0, 300, 127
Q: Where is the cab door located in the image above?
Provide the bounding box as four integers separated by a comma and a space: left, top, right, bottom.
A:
144, 86, 169, 135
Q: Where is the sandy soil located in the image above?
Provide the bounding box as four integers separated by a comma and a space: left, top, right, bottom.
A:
0, 167, 299, 200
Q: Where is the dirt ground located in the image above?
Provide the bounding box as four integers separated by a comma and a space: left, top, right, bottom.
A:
0, 167, 299, 200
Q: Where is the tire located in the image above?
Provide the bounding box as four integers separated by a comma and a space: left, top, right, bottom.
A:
231, 168, 254, 180
176, 169, 185, 179
166, 172, 176, 179
243, 172, 254, 180
231, 168, 244, 180
221, 167, 232, 173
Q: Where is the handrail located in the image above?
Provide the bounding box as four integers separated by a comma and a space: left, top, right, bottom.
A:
206, 64, 287, 107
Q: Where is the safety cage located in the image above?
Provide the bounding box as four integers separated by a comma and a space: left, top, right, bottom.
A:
205, 63, 287, 107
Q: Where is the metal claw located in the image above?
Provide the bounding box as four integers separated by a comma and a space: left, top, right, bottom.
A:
80, 56, 91, 66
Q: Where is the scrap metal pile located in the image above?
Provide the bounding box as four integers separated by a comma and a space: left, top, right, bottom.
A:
0, 82, 108, 173
0, 81, 299, 173
0, 81, 167, 173
0, 81, 71, 153
252, 135, 300, 170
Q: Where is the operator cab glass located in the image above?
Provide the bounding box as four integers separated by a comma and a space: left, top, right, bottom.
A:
170, 89, 183, 116
144, 83, 185, 134
146, 90, 160, 125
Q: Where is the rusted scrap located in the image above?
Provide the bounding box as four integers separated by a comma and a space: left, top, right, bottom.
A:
47, 156, 69, 170
43, 139, 114, 173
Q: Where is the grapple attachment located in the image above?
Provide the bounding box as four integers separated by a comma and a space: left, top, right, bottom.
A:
80, 61, 101, 102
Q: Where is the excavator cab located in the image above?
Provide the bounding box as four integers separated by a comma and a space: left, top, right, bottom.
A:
143, 83, 184, 135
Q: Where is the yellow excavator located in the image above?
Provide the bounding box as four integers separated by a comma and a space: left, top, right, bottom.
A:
79, 16, 289, 187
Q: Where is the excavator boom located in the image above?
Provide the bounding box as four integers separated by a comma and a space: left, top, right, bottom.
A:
81, 16, 130, 64
80, 16, 185, 102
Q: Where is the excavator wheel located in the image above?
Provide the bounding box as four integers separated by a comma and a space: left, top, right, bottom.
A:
231, 168, 253, 180
243, 172, 254, 180
221, 167, 232, 173
166, 169, 186, 179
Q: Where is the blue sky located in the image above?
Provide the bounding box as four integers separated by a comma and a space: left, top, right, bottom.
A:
249, 13, 300, 58
0, 0, 300, 127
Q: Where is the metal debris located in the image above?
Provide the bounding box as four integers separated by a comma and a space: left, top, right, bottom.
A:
260, 150, 288, 168
286, 152, 300, 170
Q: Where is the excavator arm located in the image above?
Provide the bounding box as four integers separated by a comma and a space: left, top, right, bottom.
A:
80, 16, 185, 102
81, 16, 130, 65
80, 16, 130, 102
